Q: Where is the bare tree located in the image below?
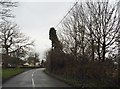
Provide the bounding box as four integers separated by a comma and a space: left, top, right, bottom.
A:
60, 4, 86, 60
85, 1, 120, 62
0, 0, 17, 20
0, 21, 34, 57
59, 0, 120, 62
59, 3, 95, 61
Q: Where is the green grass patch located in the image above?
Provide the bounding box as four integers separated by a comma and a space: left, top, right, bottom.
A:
2, 68, 25, 82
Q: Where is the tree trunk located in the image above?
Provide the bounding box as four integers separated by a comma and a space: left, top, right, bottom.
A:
91, 39, 95, 61
102, 36, 106, 62
5, 46, 9, 55
74, 37, 78, 60
82, 28, 85, 56
90, 30, 95, 61
97, 38, 101, 61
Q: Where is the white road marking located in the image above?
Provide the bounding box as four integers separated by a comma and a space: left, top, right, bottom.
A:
32, 78, 35, 88
31, 69, 41, 88
32, 70, 36, 77
32, 73, 34, 77
31, 69, 38, 88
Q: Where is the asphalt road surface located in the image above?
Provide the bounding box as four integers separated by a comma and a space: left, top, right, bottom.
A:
2, 68, 70, 88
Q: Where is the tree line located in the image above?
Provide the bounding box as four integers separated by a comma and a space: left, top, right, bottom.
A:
46, 0, 119, 87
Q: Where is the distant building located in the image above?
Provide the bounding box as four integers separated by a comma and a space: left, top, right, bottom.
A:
23, 62, 29, 66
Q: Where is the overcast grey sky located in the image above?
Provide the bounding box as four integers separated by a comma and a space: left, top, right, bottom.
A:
12, 1, 74, 59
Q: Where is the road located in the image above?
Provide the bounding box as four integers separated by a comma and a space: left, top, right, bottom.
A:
2, 68, 70, 88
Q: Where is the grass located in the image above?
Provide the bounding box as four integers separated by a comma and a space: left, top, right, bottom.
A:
2, 68, 25, 82
44, 69, 116, 88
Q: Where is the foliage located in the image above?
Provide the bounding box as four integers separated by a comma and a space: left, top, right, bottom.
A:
27, 52, 40, 66
2, 54, 25, 67
46, 49, 65, 73
44, 69, 113, 87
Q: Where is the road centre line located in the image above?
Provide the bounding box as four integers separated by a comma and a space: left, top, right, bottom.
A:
32, 73, 34, 77
31, 69, 41, 88
32, 70, 36, 77
32, 78, 35, 88
31, 69, 38, 88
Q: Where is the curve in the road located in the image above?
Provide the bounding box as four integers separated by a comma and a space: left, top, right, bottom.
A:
2, 68, 70, 88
